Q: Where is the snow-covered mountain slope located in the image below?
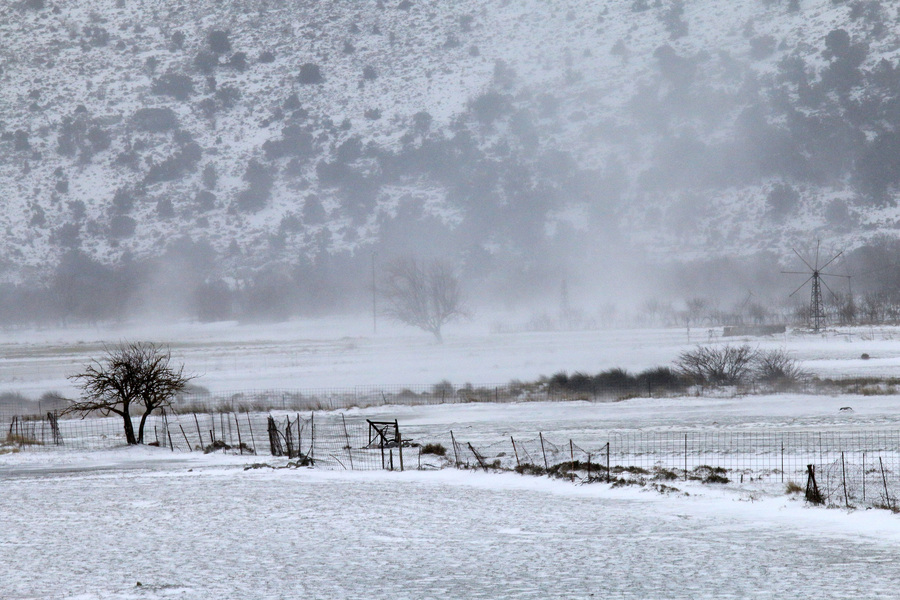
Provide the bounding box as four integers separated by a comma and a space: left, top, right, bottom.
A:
2, 0, 900, 287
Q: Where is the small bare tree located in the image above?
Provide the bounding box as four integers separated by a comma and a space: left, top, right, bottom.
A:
381, 257, 467, 342
675, 344, 757, 385
63, 342, 194, 445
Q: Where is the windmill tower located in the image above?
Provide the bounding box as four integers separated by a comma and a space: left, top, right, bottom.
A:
782, 241, 850, 332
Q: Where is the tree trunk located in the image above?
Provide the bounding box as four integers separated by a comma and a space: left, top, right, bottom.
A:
137, 408, 152, 445
122, 409, 138, 445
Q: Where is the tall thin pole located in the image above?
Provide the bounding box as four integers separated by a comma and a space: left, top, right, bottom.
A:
372, 252, 377, 334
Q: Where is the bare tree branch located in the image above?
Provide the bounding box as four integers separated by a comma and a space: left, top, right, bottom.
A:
381, 257, 468, 342
63, 342, 194, 445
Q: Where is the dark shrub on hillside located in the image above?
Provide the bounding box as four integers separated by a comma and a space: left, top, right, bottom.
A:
363, 65, 377, 80
263, 126, 313, 160
131, 107, 179, 132
302, 195, 326, 223
196, 190, 217, 211
143, 144, 201, 185
298, 63, 324, 84
470, 92, 509, 124
14, 130, 30, 151
156, 198, 175, 218
111, 188, 134, 213
208, 30, 231, 54
766, 182, 799, 217
259, 50, 276, 63
151, 73, 194, 100
226, 52, 247, 72
194, 51, 219, 74
202, 163, 217, 189
236, 160, 273, 212
51, 222, 80, 248
109, 215, 136, 238
195, 279, 233, 322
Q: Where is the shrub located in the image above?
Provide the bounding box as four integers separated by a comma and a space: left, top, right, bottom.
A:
109, 215, 136, 238
470, 91, 508, 124
208, 30, 231, 54
196, 190, 216, 211
258, 50, 275, 63
421, 443, 446, 456
156, 198, 175, 218
363, 65, 377, 80
675, 344, 756, 385
754, 349, 808, 385
151, 73, 194, 100
298, 63, 323, 84
131, 107, 179, 132
226, 52, 247, 72
194, 51, 219, 74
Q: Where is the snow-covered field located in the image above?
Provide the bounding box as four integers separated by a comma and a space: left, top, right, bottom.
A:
3, 448, 900, 600
4, 319, 900, 599
2, 316, 900, 398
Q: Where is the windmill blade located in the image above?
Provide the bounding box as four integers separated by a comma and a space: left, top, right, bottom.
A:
820, 277, 841, 302
815, 239, 821, 270
781, 270, 813, 275
792, 248, 815, 272
820, 271, 852, 279
789, 275, 814, 297
818, 249, 844, 272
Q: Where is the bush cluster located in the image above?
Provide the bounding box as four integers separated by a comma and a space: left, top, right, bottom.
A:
548, 367, 685, 396
675, 345, 808, 386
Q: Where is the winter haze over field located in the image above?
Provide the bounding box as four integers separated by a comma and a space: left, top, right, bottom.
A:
4, 0, 900, 324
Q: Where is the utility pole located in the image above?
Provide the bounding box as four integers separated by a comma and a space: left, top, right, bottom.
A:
372, 252, 377, 334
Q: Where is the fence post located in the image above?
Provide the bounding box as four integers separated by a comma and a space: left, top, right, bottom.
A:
194, 414, 204, 448
511, 436, 520, 469
569, 439, 575, 481
396, 419, 403, 472
246, 413, 254, 452
841, 451, 849, 508
234, 413, 243, 455
684, 433, 688, 481
587, 453, 591, 481
880, 457, 892, 510
179, 424, 192, 451
863, 451, 866, 503
540, 432, 548, 471
781, 440, 784, 484
310, 412, 315, 464
341, 414, 354, 470
606, 441, 611, 483
450, 430, 460, 467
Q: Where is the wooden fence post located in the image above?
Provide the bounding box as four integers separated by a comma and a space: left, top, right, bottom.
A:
539, 432, 548, 471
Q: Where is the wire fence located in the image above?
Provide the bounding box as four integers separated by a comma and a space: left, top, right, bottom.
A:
5, 384, 900, 509
445, 429, 900, 510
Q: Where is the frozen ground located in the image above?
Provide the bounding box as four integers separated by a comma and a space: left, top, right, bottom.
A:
4, 396, 900, 599
3, 450, 900, 600
2, 316, 900, 398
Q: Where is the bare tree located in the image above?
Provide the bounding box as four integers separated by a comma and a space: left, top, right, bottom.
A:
63, 342, 194, 444
381, 257, 467, 342
675, 344, 757, 385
